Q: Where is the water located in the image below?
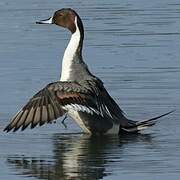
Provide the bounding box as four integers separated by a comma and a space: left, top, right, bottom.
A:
0, 0, 180, 179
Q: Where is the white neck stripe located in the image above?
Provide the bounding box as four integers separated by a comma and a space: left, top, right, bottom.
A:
60, 16, 80, 81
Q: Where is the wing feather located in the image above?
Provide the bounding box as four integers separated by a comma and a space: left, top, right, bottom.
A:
14, 110, 29, 132
4, 78, 125, 132
47, 104, 55, 122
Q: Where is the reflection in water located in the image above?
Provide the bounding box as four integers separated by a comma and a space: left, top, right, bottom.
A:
7, 133, 152, 180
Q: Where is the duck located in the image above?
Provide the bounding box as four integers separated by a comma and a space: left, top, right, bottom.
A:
4, 8, 173, 134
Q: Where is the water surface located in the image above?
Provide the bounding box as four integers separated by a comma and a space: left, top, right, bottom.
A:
0, 0, 180, 179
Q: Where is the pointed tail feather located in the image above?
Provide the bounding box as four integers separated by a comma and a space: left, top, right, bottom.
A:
121, 110, 174, 133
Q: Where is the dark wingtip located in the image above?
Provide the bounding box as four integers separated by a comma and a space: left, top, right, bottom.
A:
21, 124, 29, 131
13, 126, 21, 132
30, 122, 38, 129
4, 122, 23, 133
3, 125, 11, 133
4, 123, 22, 133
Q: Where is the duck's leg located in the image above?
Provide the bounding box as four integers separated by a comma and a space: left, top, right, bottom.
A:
61, 114, 68, 129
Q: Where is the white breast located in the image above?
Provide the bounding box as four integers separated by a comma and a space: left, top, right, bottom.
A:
68, 109, 91, 133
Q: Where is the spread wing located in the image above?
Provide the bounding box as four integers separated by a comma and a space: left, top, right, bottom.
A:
4, 81, 97, 132
4, 83, 64, 132
4, 78, 127, 132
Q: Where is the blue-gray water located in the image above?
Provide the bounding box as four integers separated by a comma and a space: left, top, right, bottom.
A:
0, 0, 180, 179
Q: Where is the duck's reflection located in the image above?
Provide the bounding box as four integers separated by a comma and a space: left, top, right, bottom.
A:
7, 133, 152, 180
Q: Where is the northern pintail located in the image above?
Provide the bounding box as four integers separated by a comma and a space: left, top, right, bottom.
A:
4, 8, 173, 134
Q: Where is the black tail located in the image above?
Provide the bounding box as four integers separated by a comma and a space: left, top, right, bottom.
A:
121, 110, 174, 133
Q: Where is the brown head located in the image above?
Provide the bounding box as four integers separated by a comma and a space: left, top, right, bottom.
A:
36, 8, 83, 34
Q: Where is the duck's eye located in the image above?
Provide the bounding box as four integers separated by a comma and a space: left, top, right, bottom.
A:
59, 13, 63, 17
